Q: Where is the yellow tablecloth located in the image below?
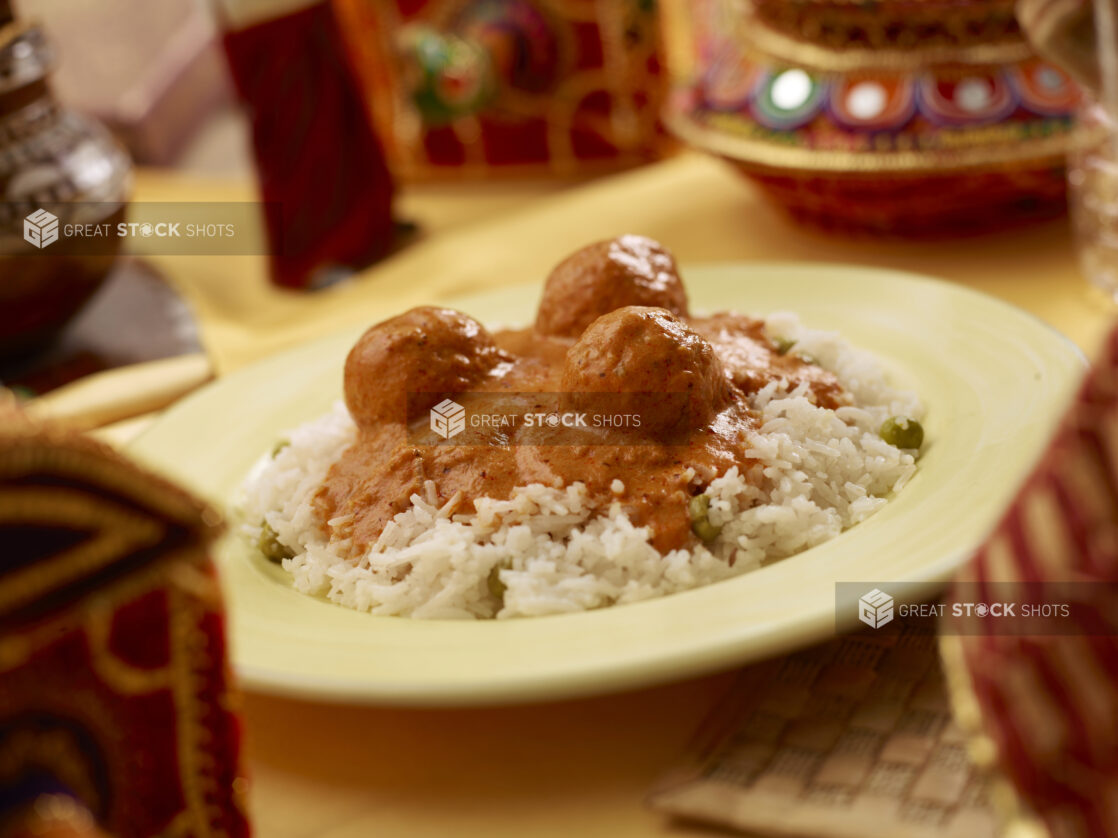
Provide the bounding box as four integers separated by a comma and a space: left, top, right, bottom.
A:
40, 152, 1113, 434
83, 153, 1115, 837
144, 152, 1113, 371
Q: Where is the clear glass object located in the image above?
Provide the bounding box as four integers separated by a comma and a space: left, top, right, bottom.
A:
1069, 101, 1118, 301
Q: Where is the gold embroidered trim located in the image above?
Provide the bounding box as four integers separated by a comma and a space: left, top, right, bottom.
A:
0, 548, 236, 836
0, 432, 220, 534
734, 14, 1036, 72
169, 584, 234, 837
0, 490, 164, 616
666, 107, 1100, 173
0, 548, 205, 676
85, 602, 174, 696
745, 7, 1022, 55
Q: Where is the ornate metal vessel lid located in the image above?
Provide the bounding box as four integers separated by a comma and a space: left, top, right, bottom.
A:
665, 0, 1094, 176
748, 0, 1023, 55
718, 0, 1033, 72
0, 10, 130, 227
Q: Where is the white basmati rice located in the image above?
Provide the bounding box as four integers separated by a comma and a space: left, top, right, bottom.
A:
239, 314, 922, 619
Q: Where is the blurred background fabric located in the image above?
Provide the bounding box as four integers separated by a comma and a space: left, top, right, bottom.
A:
31, 0, 240, 169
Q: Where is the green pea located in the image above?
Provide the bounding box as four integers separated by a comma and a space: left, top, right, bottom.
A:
689, 494, 723, 542
258, 523, 294, 563
880, 416, 924, 450
772, 337, 796, 356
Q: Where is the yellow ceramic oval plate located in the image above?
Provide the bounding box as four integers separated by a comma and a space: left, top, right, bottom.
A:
129, 264, 1085, 706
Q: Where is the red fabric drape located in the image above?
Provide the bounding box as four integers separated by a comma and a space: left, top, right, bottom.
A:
222, 1, 396, 288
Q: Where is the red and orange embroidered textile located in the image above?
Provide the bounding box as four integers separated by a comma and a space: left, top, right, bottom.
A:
952, 325, 1118, 835
0, 409, 250, 837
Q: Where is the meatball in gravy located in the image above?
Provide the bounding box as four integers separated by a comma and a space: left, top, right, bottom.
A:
344, 306, 509, 427
562, 306, 733, 437
535, 234, 689, 337
317, 238, 848, 554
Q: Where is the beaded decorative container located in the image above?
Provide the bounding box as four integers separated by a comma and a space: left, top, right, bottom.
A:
661, 0, 1096, 235
333, 0, 669, 179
